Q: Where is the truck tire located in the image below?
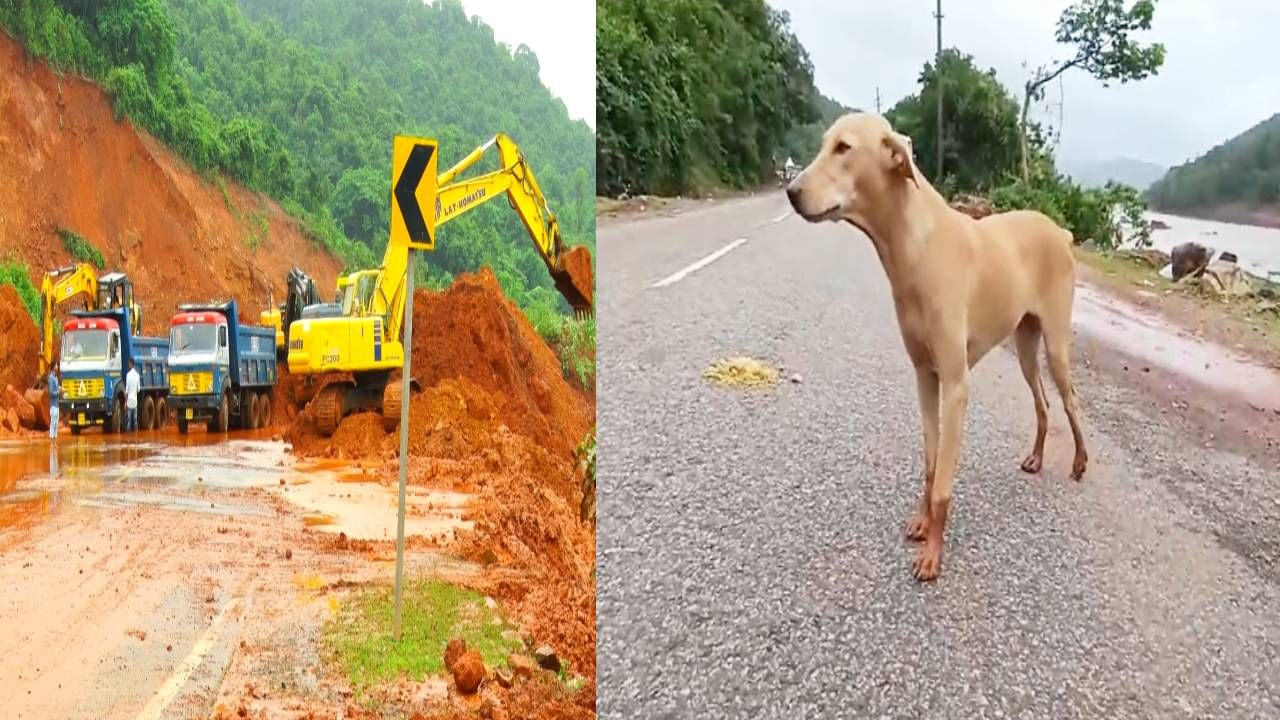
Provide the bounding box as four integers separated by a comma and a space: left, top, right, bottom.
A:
155, 398, 168, 429
141, 396, 156, 431
109, 396, 123, 434
70, 425, 82, 436
213, 391, 230, 433
247, 392, 259, 430
177, 414, 188, 434
258, 394, 271, 429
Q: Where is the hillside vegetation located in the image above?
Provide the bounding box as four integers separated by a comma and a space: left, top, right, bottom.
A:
1147, 113, 1280, 212
596, 0, 820, 196
2, 0, 594, 320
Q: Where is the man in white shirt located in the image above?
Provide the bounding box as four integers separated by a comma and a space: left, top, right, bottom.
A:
124, 360, 140, 433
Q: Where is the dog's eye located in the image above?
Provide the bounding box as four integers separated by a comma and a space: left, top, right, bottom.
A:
834, 141, 851, 154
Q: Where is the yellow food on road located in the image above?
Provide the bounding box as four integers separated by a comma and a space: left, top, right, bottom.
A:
703, 357, 780, 388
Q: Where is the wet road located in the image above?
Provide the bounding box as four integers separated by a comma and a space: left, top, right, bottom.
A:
0, 429, 468, 719
596, 194, 1280, 718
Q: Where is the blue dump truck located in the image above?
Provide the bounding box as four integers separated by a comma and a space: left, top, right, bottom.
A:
166, 300, 277, 433
59, 309, 170, 435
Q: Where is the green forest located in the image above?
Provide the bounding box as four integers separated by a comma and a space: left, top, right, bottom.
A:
1147, 113, 1280, 210
1, 0, 595, 325
596, 0, 821, 196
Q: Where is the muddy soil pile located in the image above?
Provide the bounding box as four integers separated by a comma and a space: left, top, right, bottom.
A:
287, 268, 597, 684
0, 35, 341, 339
0, 286, 39, 392
0, 287, 40, 435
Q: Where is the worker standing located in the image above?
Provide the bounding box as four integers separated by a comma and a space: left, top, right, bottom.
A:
48, 368, 60, 442
125, 360, 140, 433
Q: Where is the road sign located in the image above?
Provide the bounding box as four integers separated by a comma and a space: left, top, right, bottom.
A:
390, 135, 439, 251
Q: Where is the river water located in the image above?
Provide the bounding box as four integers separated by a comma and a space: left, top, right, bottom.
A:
1143, 211, 1280, 281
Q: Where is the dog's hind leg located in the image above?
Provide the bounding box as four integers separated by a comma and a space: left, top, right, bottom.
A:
907, 366, 940, 542
1015, 314, 1049, 474
1041, 301, 1088, 480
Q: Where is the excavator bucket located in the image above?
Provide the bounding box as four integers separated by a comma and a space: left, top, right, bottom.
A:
551, 245, 594, 316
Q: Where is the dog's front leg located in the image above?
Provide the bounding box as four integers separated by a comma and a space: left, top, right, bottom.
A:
913, 363, 969, 582
906, 366, 939, 542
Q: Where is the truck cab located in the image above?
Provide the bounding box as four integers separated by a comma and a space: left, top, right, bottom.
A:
59, 310, 169, 434
167, 301, 277, 434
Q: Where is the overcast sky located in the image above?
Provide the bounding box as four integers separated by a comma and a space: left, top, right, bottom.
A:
767, 0, 1280, 169
458, 0, 595, 130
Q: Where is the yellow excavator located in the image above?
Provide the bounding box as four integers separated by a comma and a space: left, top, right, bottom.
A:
25, 264, 142, 427
286, 133, 595, 436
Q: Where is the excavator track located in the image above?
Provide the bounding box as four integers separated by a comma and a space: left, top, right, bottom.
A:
314, 384, 345, 437
382, 380, 403, 431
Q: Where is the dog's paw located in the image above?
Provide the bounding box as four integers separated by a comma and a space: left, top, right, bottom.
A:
1071, 452, 1088, 480
912, 546, 942, 582
1019, 453, 1043, 474
905, 514, 929, 542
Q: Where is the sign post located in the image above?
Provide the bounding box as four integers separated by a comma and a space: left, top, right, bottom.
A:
388, 135, 438, 639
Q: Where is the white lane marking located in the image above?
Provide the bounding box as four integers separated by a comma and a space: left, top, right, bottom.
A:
650, 238, 749, 288
134, 597, 241, 720
768, 212, 790, 224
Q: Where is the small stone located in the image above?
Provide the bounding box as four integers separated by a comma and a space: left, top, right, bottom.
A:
484, 596, 497, 610
451, 649, 485, 694
284, 549, 292, 560
790, 373, 803, 384
533, 645, 561, 673
507, 654, 537, 681
494, 667, 513, 688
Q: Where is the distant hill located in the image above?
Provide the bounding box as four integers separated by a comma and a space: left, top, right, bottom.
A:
780, 91, 857, 167
1147, 113, 1280, 213
1062, 157, 1166, 191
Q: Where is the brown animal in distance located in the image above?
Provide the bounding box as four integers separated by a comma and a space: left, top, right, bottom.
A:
786, 112, 1088, 581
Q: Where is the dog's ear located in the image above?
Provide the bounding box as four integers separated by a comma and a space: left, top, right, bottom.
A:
882, 132, 919, 187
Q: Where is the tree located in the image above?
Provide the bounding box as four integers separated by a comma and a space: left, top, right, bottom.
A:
888, 50, 1031, 194
1019, 0, 1165, 180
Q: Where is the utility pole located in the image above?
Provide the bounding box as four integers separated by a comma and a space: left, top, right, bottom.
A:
934, 0, 944, 179
875, 86, 882, 114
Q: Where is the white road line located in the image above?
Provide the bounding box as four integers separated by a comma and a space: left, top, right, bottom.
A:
134, 597, 241, 720
650, 238, 749, 289
768, 211, 790, 224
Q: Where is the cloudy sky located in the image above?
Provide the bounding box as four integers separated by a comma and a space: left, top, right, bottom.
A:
767, 0, 1280, 170
458, 0, 595, 129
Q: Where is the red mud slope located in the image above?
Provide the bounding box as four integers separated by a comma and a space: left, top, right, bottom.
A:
0, 35, 341, 335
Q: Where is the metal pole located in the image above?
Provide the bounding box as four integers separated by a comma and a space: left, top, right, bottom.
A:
392, 249, 415, 640
875, 86, 882, 114
935, 0, 944, 179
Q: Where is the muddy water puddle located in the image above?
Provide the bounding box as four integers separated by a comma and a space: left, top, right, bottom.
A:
1, 432, 473, 544
1074, 285, 1280, 412
0, 429, 291, 532
283, 461, 472, 542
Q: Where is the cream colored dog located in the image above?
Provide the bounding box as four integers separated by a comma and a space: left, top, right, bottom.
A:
786, 113, 1088, 581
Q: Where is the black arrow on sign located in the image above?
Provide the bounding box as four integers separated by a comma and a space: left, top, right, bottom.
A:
395, 144, 435, 244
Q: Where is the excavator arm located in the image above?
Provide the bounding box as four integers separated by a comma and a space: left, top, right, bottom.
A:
433, 134, 594, 314
37, 263, 99, 379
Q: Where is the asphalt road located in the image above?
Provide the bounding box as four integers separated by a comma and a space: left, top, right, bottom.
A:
596, 193, 1280, 719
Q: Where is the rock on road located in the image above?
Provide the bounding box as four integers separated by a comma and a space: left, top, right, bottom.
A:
596, 194, 1280, 719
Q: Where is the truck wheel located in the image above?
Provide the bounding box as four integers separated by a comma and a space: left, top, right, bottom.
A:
214, 391, 230, 433
247, 393, 260, 430
70, 425, 82, 436
177, 414, 188, 434
258, 394, 271, 429
109, 396, 123, 434
141, 396, 156, 431
155, 399, 168, 429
